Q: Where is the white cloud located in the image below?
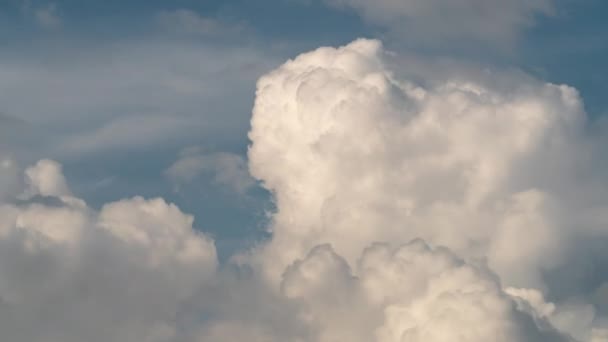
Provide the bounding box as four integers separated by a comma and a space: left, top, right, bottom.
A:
21, 159, 71, 198
280, 241, 570, 342
0, 160, 217, 342
3, 38, 608, 342
324, 0, 554, 46
248, 39, 585, 284
247, 39, 608, 338
0, 161, 569, 342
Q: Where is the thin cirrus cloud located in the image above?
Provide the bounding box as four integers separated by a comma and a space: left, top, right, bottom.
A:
0, 41, 268, 122
18, 0, 62, 29
157, 8, 249, 38
32, 3, 61, 29
0, 38, 276, 159
55, 114, 196, 156
2, 37, 608, 341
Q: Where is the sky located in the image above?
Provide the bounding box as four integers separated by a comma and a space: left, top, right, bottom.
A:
2, 1, 608, 341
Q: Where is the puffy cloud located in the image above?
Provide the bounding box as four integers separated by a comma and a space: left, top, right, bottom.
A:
280, 240, 571, 342
3, 37, 608, 342
324, 0, 554, 46
21, 159, 71, 198
0, 160, 570, 342
0, 160, 217, 342
248, 38, 608, 338
249, 38, 584, 285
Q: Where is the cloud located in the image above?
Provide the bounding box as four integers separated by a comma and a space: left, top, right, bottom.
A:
157, 9, 247, 38
0, 39, 277, 160
248, 39, 583, 283
0, 162, 571, 342
21, 159, 71, 198
280, 241, 571, 342
248, 39, 608, 338
33, 3, 61, 29
324, 0, 554, 47
0, 160, 217, 342
165, 147, 256, 195
56, 115, 195, 156
3, 38, 608, 342
20, 1, 62, 29
0, 28, 282, 261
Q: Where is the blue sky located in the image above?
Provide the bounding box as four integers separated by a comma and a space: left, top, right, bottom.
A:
2, 0, 608, 259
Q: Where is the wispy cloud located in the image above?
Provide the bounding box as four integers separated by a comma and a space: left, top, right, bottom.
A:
157, 8, 249, 38
324, 0, 554, 48
33, 3, 61, 28
20, 1, 62, 29
166, 147, 256, 196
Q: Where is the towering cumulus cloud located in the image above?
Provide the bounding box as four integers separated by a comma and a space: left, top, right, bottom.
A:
249, 39, 608, 341
2, 39, 608, 341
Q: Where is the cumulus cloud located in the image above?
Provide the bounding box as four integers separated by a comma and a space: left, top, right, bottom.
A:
248, 38, 608, 339
0, 154, 572, 342
280, 241, 571, 342
21, 159, 71, 198
249, 39, 582, 283
324, 0, 554, 46
0, 160, 217, 342
3, 38, 608, 342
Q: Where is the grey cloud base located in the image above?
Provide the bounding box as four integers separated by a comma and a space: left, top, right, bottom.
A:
1, 39, 608, 341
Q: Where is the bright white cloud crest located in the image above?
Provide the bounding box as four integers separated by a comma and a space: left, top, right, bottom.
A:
2, 39, 608, 341
249, 39, 585, 288
249, 38, 608, 340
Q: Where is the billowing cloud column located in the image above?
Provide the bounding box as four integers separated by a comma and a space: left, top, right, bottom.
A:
249, 39, 587, 292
